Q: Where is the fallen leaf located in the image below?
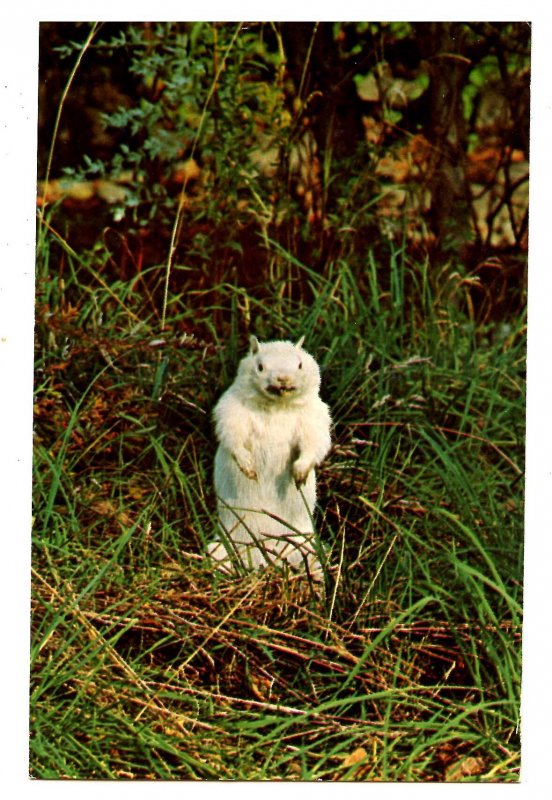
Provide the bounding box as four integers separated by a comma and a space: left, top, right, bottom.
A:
445, 756, 485, 782
343, 747, 368, 769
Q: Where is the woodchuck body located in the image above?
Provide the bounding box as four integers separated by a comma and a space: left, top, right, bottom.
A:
207, 335, 332, 576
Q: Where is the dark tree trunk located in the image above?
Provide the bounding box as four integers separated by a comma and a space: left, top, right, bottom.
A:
417, 22, 472, 251
279, 23, 366, 181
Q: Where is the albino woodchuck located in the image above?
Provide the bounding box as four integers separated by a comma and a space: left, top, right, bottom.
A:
207, 335, 331, 576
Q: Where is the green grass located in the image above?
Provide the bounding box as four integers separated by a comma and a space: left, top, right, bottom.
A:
30, 222, 525, 781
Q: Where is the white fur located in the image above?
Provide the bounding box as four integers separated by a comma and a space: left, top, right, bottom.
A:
208, 335, 331, 577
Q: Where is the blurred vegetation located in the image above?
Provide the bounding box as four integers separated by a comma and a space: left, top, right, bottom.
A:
37, 21, 529, 322
32, 21, 527, 782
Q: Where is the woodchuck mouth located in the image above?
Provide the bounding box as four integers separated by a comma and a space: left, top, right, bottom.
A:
266, 384, 296, 397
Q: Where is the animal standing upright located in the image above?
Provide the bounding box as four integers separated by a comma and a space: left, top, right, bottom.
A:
208, 335, 332, 576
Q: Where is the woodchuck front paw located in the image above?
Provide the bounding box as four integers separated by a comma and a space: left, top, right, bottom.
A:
292, 458, 313, 488
232, 450, 258, 480
239, 463, 258, 480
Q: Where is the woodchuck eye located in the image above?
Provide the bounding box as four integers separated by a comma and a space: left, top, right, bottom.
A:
257, 362, 264, 372
298, 362, 303, 369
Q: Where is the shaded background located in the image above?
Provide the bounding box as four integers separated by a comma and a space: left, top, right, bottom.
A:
38, 21, 529, 325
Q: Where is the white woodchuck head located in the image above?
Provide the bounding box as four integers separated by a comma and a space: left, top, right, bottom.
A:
237, 335, 321, 402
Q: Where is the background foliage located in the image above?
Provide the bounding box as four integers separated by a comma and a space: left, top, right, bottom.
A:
38, 22, 529, 311
32, 21, 527, 781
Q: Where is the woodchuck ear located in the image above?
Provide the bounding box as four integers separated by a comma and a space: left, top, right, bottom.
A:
295, 335, 305, 349
249, 335, 260, 354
